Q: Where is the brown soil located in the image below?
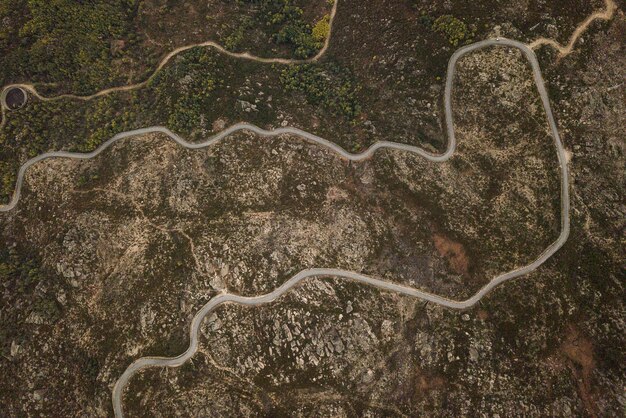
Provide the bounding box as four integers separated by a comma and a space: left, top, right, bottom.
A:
477, 309, 489, 321
416, 374, 445, 393
433, 233, 470, 276
561, 324, 597, 417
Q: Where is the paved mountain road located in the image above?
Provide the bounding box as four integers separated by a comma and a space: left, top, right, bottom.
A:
0, 38, 571, 417
2, 0, 619, 413
103, 38, 571, 417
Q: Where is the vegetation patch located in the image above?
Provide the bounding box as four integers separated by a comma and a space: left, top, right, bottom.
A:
149, 47, 222, 134
0, 0, 333, 96
0, 0, 140, 94
219, 0, 331, 58
432, 15, 472, 46
0, 246, 62, 357
0, 161, 16, 202
312, 14, 331, 43
223, 16, 254, 51
279, 63, 361, 119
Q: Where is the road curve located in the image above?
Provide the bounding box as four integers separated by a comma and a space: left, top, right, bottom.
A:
0, 0, 339, 110
528, 0, 617, 56
102, 38, 570, 417
0, 0, 614, 132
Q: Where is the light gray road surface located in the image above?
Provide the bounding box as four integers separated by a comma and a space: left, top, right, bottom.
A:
107, 38, 570, 417
0, 38, 570, 416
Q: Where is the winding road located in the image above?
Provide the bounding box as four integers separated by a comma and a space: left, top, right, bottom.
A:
3, 0, 617, 412
0, 38, 571, 417
528, 0, 617, 56
0, 0, 339, 106
0, 0, 618, 415
0, 0, 615, 127
104, 38, 571, 417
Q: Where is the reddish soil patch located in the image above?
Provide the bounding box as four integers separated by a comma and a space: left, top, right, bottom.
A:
416, 374, 445, 393
408, 370, 446, 404
561, 324, 597, 416
433, 233, 470, 276
477, 309, 489, 321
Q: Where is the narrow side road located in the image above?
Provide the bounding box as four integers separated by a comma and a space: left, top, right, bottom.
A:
0, 0, 339, 108
529, 0, 617, 56
0, 0, 615, 119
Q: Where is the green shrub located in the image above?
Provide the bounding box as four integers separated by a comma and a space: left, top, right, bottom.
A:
312, 14, 331, 43
433, 15, 470, 46
224, 17, 254, 51
275, 21, 319, 58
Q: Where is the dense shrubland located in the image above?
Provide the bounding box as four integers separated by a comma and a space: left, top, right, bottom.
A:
280, 63, 361, 119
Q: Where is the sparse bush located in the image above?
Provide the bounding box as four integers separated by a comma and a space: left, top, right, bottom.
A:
418, 12, 434, 28
33, 297, 61, 322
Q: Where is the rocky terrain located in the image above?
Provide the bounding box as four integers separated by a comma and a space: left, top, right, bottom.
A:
0, 0, 624, 417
